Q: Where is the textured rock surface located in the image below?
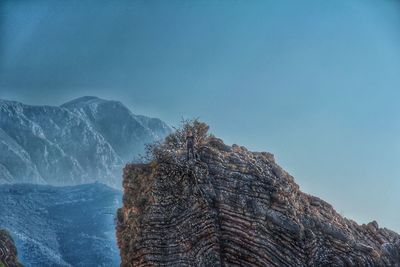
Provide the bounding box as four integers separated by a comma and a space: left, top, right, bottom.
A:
117, 137, 400, 266
0, 96, 170, 187
0, 229, 23, 267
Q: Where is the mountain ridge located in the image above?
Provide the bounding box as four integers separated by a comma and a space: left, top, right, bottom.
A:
0, 96, 171, 187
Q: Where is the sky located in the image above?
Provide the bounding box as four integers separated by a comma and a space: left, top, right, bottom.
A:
1, 0, 399, 232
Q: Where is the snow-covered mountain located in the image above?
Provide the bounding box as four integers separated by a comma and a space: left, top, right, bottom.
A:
0, 183, 122, 267
0, 96, 171, 188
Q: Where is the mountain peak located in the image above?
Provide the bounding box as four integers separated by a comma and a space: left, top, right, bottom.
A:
61, 96, 108, 108
0, 97, 171, 187
117, 127, 400, 266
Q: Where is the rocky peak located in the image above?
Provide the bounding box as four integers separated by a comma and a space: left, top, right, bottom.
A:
60, 96, 103, 106
116, 131, 400, 266
0, 229, 23, 267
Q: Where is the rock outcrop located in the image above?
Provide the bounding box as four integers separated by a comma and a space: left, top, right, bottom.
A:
117, 137, 400, 266
0, 229, 23, 267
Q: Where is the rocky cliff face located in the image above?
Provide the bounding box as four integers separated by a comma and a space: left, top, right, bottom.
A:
116, 137, 400, 266
0, 96, 170, 187
0, 229, 23, 267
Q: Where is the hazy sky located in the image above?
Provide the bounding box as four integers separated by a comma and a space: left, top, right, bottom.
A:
1, 0, 399, 232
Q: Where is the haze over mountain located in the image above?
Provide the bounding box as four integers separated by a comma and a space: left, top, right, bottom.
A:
0, 183, 122, 267
0, 96, 171, 188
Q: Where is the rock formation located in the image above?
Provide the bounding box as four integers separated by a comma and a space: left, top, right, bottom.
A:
117, 134, 400, 266
0, 229, 23, 267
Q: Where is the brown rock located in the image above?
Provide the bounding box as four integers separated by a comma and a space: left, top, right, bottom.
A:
0, 229, 23, 267
116, 138, 400, 267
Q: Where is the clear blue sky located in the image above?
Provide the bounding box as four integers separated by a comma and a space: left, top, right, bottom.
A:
1, 0, 399, 232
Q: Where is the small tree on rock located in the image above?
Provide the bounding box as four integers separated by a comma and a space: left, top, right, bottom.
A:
146, 118, 211, 163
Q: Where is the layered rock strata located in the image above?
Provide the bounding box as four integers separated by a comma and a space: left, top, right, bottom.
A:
0, 230, 22, 267
117, 137, 400, 267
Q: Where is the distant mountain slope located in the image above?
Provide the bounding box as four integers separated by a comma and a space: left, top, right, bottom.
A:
61, 96, 170, 162
0, 96, 170, 187
0, 183, 122, 267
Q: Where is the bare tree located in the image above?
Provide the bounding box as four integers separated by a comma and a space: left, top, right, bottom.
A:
145, 118, 211, 163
